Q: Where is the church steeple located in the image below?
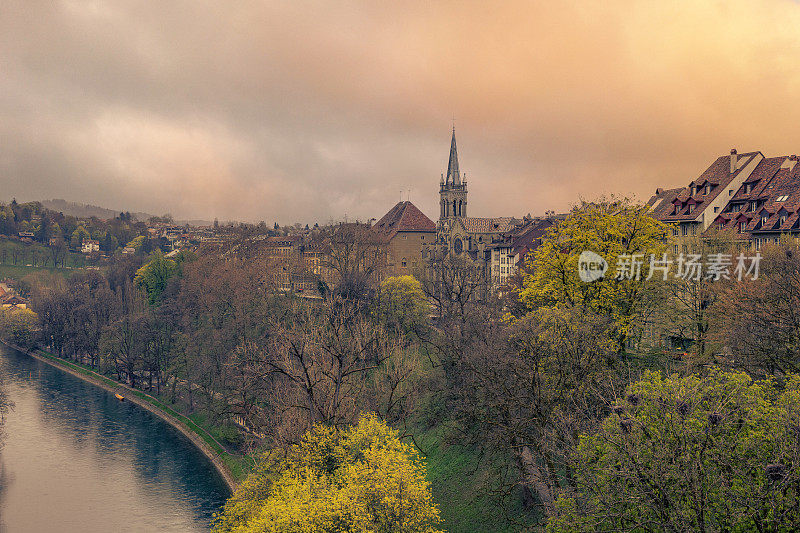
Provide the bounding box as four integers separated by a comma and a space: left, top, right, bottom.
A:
439, 127, 468, 221
446, 127, 460, 185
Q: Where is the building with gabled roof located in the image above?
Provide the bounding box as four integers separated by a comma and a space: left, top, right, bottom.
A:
648, 149, 800, 251
371, 200, 436, 276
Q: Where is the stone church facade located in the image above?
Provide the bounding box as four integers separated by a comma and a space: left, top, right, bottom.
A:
436, 128, 520, 267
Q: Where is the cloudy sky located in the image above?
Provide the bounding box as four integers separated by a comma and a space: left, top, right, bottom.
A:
3, 1, 800, 224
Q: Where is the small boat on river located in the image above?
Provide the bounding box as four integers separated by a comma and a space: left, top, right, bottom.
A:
115, 393, 125, 401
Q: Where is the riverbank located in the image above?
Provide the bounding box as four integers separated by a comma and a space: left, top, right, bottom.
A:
0, 340, 239, 493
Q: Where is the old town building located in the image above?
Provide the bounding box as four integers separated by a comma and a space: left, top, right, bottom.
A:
649, 149, 800, 250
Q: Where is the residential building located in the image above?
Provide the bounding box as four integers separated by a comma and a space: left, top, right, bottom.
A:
81, 239, 100, 253
370, 201, 436, 277
649, 150, 800, 250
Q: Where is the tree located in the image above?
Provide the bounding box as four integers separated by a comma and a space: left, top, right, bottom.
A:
419, 248, 489, 320
520, 197, 669, 354
214, 414, 443, 533
70, 225, 90, 249
714, 240, 800, 375
437, 306, 616, 519
134, 250, 178, 305
0, 308, 39, 349
548, 369, 800, 532
376, 275, 429, 333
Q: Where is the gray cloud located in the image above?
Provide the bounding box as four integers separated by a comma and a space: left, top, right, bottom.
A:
3, 0, 800, 223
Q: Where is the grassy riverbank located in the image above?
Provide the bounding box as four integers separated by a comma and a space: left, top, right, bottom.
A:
8, 344, 250, 490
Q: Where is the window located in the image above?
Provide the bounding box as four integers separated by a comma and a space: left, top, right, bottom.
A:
755, 238, 762, 250
704, 185, 710, 195
713, 207, 719, 213
672, 227, 679, 236
780, 214, 787, 226
673, 244, 679, 254
739, 221, 746, 233
688, 204, 695, 214
745, 184, 752, 194
682, 224, 689, 236
750, 201, 757, 211
761, 215, 768, 227
776, 195, 789, 202
729, 189, 733, 196
403, 234, 407, 239
401, 258, 407, 268
691, 224, 697, 236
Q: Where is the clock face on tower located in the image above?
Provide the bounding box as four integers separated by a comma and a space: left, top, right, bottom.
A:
453, 237, 463, 255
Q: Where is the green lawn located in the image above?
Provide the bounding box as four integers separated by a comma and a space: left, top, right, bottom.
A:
0, 237, 87, 279
415, 425, 542, 532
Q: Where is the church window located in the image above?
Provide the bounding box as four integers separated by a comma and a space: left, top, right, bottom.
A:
453, 238, 463, 255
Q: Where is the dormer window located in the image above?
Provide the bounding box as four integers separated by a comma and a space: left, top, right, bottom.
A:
745, 184, 752, 194
704, 185, 710, 195
688, 204, 695, 214
739, 221, 746, 233
750, 201, 757, 211
780, 214, 787, 226
761, 215, 769, 226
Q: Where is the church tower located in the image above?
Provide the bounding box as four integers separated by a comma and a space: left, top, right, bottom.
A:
439, 128, 468, 222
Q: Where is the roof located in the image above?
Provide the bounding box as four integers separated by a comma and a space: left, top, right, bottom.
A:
648, 152, 761, 222
446, 128, 460, 185
460, 217, 517, 234
710, 155, 800, 234
371, 201, 436, 243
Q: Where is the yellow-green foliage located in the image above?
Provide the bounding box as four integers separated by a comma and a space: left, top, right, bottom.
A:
0, 308, 39, 349
548, 369, 800, 532
134, 251, 177, 305
376, 275, 429, 332
214, 414, 443, 533
126, 235, 146, 251
519, 197, 668, 343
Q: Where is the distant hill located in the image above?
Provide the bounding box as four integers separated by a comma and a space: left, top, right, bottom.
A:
40, 199, 154, 221
38, 199, 212, 226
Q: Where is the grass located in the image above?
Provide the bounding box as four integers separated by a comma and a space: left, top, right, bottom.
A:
415, 424, 542, 532
0, 264, 75, 280
0, 237, 87, 278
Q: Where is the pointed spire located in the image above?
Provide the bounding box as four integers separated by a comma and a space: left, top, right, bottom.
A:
446, 127, 460, 185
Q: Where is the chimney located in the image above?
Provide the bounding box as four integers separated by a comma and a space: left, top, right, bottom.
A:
730, 148, 737, 174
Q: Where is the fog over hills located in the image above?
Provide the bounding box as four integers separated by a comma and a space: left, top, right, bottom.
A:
38, 199, 212, 226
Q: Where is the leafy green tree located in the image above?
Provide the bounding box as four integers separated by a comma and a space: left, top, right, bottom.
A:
376, 275, 429, 333
520, 197, 669, 354
70, 225, 90, 249
0, 308, 39, 350
548, 369, 800, 532
214, 414, 442, 533
134, 250, 178, 305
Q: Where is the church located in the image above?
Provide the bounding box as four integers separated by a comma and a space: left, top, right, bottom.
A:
436, 128, 520, 266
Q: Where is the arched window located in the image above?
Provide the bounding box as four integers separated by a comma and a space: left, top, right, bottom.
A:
401, 258, 407, 268
458, 200, 462, 216
453, 199, 457, 216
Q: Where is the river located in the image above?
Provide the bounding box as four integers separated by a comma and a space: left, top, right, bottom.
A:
0, 344, 229, 532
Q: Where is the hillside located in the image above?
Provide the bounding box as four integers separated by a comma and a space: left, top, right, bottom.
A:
40, 199, 154, 221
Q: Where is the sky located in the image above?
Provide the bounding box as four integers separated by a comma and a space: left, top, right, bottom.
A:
3, 1, 800, 224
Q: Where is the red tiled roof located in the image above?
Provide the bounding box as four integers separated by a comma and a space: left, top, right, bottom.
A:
461, 217, 517, 233
371, 201, 436, 243
710, 156, 800, 234
649, 152, 760, 222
